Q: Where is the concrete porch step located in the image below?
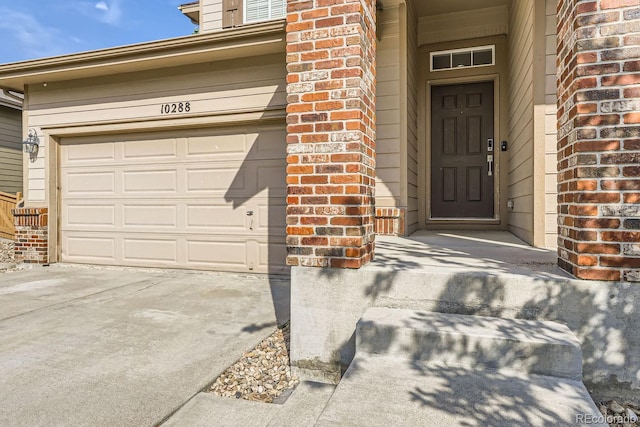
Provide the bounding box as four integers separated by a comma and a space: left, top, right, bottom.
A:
314, 308, 605, 426
357, 307, 583, 379
315, 354, 606, 427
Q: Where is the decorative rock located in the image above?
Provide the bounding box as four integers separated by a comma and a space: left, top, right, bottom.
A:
0, 238, 14, 264
597, 399, 639, 427
612, 401, 626, 414
209, 324, 298, 404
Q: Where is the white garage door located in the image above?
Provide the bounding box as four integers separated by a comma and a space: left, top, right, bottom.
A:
60, 125, 287, 273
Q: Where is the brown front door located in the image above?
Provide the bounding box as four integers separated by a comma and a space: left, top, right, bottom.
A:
431, 82, 494, 218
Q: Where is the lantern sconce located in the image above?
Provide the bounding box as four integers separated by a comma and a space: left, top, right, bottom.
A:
22, 128, 40, 161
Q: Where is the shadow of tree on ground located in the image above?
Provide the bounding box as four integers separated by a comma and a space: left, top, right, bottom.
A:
325, 234, 640, 425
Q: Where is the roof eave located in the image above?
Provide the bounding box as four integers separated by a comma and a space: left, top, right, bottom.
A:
0, 21, 285, 92
0, 100, 22, 110
179, 1, 200, 25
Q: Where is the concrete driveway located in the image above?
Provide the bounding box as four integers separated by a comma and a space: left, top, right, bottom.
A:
0, 265, 289, 426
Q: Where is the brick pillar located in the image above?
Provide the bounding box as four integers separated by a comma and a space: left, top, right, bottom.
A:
557, 0, 640, 281
13, 208, 48, 264
285, 0, 376, 269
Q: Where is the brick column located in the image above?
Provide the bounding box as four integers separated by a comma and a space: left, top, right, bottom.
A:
557, 0, 640, 281
285, 0, 376, 269
13, 208, 48, 264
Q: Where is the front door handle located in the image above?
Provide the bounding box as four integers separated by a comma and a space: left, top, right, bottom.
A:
487, 154, 494, 176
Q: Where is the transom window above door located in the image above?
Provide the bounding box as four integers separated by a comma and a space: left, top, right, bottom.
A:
430, 46, 495, 72
245, 0, 286, 23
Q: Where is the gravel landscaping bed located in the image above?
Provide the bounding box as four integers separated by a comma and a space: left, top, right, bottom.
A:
0, 238, 14, 264
209, 323, 298, 404
595, 399, 639, 427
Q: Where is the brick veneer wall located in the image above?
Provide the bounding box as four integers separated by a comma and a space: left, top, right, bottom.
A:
285, 0, 377, 269
557, 0, 640, 281
375, 207, 406, 236
13, 208, 48, 264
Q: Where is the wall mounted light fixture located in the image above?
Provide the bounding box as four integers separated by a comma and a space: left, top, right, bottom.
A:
22, 128, 40, 160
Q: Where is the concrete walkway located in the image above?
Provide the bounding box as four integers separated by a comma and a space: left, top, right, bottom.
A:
0, 265, 289, 426
164, 382, 336, 427
373, 230, 569, 278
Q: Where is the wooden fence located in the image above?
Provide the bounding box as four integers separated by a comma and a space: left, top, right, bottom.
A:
0, 191, 19, 240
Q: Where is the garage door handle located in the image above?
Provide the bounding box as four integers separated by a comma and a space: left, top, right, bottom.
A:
247, 211, 254, 231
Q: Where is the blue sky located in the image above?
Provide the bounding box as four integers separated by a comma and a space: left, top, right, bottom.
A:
0, 0, 197, 63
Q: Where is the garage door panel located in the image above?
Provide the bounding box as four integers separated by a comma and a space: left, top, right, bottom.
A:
60, 126, 287, 273
65, 171, 116, 194
65, 236, 116, 260
186, 240, 248, 267
251, 128, 286, 157
257, 204, 286, 235
123, 239, 178, 263
187, 133, 247, 156
186, 168, 245, 192
63, 141, 116, 164
123, 170, 178, 193
66, 205, 116, 227
216, 161, 285, 197
123, 205, 178, 228
123, 137, 177, 159
186, 204, 247, 230
257, 165, 286, 190
258, 241, 287, 271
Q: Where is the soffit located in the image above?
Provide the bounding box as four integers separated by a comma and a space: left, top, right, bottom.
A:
415, 0, 510, 17
418, 6, 509, 45
0, 21, 284, 93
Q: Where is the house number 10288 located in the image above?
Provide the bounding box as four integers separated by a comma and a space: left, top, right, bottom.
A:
160, 102, 191, 114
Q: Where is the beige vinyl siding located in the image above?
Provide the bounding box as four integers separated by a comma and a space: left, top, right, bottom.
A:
375, 5, 401, 208
544, 0, 558, 249
24, 53, 286, 204
376, 2, 418, 233
507, 0, 535, 244
0, 107, 22, 194
201, 0, 223, 33
23, 101, 46, 202
406, 0, 419, 233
